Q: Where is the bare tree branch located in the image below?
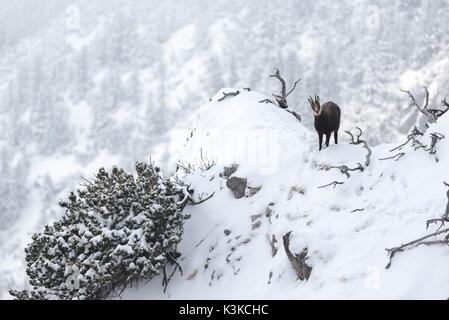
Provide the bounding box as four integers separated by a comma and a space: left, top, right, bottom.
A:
286, 109, 302, 122
162, 252, 183, 293
426, 132, 445, 155
189, 192, 215, 205
269, 69, 286, 97
387, 126, 425, 156
267, 68, 302, 121
322, 163, 364, 178
401, 87, 437, 123
345, 127, 372, 167
218, 90, 240, 102
385, 227, 449, 269
259, 98, 274, 104
318, 181, 344, 189
286, 78, 302, 97
379, 152, 405, 161
385, 182, 449, 269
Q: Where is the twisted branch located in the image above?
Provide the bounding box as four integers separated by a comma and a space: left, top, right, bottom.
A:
266, 68, 302, 122
345, 127, 372, 167
401, 87, 437, 123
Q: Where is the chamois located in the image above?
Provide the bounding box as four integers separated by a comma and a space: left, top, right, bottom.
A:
308, 95, 341, 151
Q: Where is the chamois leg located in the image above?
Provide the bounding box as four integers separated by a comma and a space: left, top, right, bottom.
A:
318, 133, 323, 151
334, 131, 338, 145
325, 134, 331, 148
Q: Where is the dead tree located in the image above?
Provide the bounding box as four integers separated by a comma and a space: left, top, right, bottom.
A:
385, 182, 449, 269
269, 68, 301, 109
345, 127, 372, 167
381, 126, 424, 161
260, 68, 302, 122
402, 87, 449, 125
382, 126, 445, 162
402, 87, 437, 124
389, 126, 424, 152
282, 231, 312, 281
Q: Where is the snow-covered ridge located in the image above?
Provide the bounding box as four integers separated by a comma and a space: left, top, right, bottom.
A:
123, 89, 449, 299
3, 0, 449, 299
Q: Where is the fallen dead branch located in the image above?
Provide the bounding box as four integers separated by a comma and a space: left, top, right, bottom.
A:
318, 181, 344, 189
384, 126, 445, 162
379, 152, 405, 161
323, 163, 364, 178
426, 132, 445, 156
259, 98, 274, 104
385, 182, 449, 269
286, 109, 302, 122
385, 227, 449, 269
217, 90, 240, 102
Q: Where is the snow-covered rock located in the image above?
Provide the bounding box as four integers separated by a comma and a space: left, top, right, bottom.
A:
122, 89, 449, 299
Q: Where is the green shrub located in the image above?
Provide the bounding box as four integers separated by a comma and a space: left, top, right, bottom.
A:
10, 162, 187, 300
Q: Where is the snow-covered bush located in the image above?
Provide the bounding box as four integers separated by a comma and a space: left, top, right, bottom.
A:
9, 162, 187, 300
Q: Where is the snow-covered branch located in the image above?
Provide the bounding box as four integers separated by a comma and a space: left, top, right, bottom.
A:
345, 127, 372, 167
385, 182, 449, 269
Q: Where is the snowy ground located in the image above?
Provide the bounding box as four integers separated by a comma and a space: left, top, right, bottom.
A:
122, 89, 449, 299
3, 1, 449, 300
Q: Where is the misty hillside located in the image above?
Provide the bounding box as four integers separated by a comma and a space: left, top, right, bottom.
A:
1, 0, 449, 299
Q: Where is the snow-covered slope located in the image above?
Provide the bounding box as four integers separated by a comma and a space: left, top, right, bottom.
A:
2, 0, 449, 300
123, 89, 449, 299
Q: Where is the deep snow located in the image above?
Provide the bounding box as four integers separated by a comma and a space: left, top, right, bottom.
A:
122, 89, 449, 299
3, 1, 449, 299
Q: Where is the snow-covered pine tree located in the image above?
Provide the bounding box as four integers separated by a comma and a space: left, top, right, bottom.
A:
9, 162, 188, 300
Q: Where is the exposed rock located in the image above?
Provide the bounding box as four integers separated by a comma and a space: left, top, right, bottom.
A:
252, 221, 261, 230
288, 186, 305, 200
265, 202, 275, 223
224, 229, 232, 236
226, 177, 247, 199
220, 164, 239, 178
251, 214, 262, 222
282, 231, 312, 281
248, 185, 262, 197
